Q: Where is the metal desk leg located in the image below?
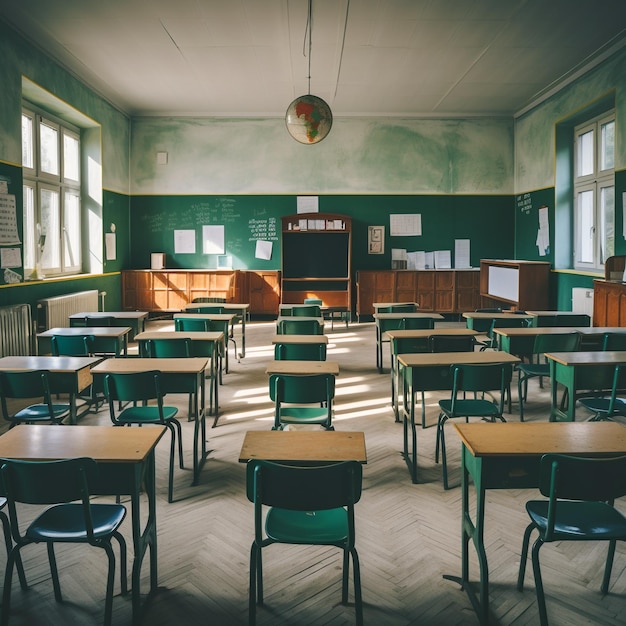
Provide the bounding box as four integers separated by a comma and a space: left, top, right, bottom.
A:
239, 311, 246, 359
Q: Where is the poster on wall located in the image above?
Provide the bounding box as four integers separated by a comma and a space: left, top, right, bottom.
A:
368, 226, 384, 254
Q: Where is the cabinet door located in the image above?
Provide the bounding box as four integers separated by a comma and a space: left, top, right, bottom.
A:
455, 271, 480, 312
416, 271, 435, 311
396, 271, 417, 303
247, 271, 280, 315
593, 281, 608, 327
434, 272, 455, 313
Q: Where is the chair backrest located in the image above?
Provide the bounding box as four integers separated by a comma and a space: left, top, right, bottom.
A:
291, 305, 321, 317
531, 331, 581, 358
277, 319, 323, 335
449, 362, 513, 413
274, 342, 327, 361
538, 453, 626, 504
174, 317, 210, 332
84, 316, 114, 327
269, 373, 335, 405
602, 332, 626, 351
192, 297, 226, 304
192, 306, 225, 314
246, 460, 362, 511
428, 334, 475, 353
555, 314, 591, 327
303, 298, 323, 305
392, 336, 428, 355
402, 317, 435, 330
0, 369, 52, 401
377, 304, 417, 313
51, 334, 95, 356
146, 338, 192, 358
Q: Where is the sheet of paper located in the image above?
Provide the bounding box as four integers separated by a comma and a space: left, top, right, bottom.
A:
415, 251, 426, 270
0, 194, 20, 245
297, 196, 319, 213
202, 224, 224, 254
0, 247, 21, 268
535, 206, 550, 256
454, 239, 470, 268
407, 251, 418, 270
390, 213, 421, 236
174, 229, 196, 254
3, 268, 21, 284
105, 233, 116, 261
391, 248, 407, 261
435, 250, 451, 269
424, 252, 434, 269
255, 240, 273, 260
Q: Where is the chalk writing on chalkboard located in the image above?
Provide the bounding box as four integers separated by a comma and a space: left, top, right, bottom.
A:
517, 193, 532, 214
248, 217, 279, 242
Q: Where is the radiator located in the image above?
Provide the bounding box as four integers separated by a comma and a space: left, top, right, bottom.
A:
572, 287, 594, 317
0, 304, 34, 357
37, 290, 99, 331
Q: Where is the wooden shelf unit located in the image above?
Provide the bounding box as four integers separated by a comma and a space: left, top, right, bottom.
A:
355, 269, 480, 318
280, 213, 352, 309
479, 259, 550, 310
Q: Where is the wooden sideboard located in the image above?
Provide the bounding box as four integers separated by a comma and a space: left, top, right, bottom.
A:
122, 269, 281, 316
355, 269, 480, 318
593, 279, 626, 326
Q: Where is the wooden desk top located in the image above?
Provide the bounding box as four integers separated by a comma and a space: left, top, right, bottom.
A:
373, 302, 418, 309
374, 312, 444, 320
0, 355, 101, 372
265, 360, 340, 375
91, 357, 208, 375
397, 351, 520, 368
525, 310, 589, 316
494, 326, 626, 337
0, 425, 166, 463
271, 334, 329, 344
135, 331, 223, 342
276, 316, 324, 323
68, 311, 149, 320
239, 430, 367, 463
462, 312, 533, 320
173, 313, 236, 322
184, 303, 250, 311
38, 326, 131, 338
454, 422, 626, 457
386, 329, 479, 339
544, 351, 626, 366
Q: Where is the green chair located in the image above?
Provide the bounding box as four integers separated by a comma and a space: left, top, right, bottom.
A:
376, 304, 417, 313
578, 364, 626, 421
435, 362, 513, 489
0, 370, 70, 427
269, 373, 335, 430
145, 337, 192, 358
103, 371, 183, 503
376, 316, 434, 373
174, 317, 210, 332
0, 457, 128, 626
84, 315, 114, 327
51, 334, 95, 356
192, 305, 224, 314
555, 313, 591, 327
602, 332, 626, 350
0, 498, 27, 592
517, 453, 626, 626
390, 335, 429, 425
290, 304, 321, 317
246, 460, 363, 626
517, 332, 581, 421
470, 308, 502, 349
428, 334, 475, 353
274, 342, 326, 361
192, 297, 226, 304
303, 298, 323, 305
277, 319, 323, 335
203, 318, 234, 375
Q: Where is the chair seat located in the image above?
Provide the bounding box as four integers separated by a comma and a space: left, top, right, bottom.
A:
266, 507, 348, 544
438, 399, 502, 418
115, 405, 179, 424
28, 503, 127, 542
578, 396, 626, 417
15, 404, 70, 422
518, 363, 550, 377
526, 500, 626, 540
278, 407, 332, 425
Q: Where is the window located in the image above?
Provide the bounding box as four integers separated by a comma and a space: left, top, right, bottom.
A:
22, 107, 82, 277
573, 112, 615, 271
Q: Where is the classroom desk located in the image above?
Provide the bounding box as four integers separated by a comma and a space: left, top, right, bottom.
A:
545, 350, 626, 422
265, 360, 340, 376
239, 430, 367, 463
134, 330, 222, 424
0, 355, 101, 424
173, 312, 237, 372
278, 304, 349, 329
387, 328, 480, 423
374, 313, 445, 373
68, 311, 148, 340
449, 421, 626, 626
183, 303, 250, 358
397, 351, 520, 483
91, 357, 209, 483
462, 311, 534, 330
38, 326, 132, 357
0, 424, 165, 625
525, 310, 591, 327
372, 302, 419, 312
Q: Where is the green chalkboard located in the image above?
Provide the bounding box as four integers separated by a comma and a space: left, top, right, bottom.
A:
514, 188, 555, 263
130, 194, 516, 272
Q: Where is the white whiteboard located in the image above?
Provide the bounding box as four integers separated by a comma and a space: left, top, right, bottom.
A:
488, 266, 519, 302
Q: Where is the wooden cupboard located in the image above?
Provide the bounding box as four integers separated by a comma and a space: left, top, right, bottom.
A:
122, 269, 280, 316
593, 279, 626, 327
355, 269, 480, 318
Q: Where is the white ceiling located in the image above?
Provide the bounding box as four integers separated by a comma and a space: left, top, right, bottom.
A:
1, 0, 625, 118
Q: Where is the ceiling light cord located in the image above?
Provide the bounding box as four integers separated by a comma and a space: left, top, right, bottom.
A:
303, 0, 313, 94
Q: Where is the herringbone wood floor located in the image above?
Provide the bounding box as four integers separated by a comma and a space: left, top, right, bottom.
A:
2, 319, 625, 625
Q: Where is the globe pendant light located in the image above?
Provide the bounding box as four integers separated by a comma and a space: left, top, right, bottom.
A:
285, 0, 333, 144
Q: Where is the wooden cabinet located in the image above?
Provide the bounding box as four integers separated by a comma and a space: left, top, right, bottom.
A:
479, 259, 550, 310
593, 279, 626, 327
280, 213, 352, 309
355, 269, 479, 318
122, 269, 280, 316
